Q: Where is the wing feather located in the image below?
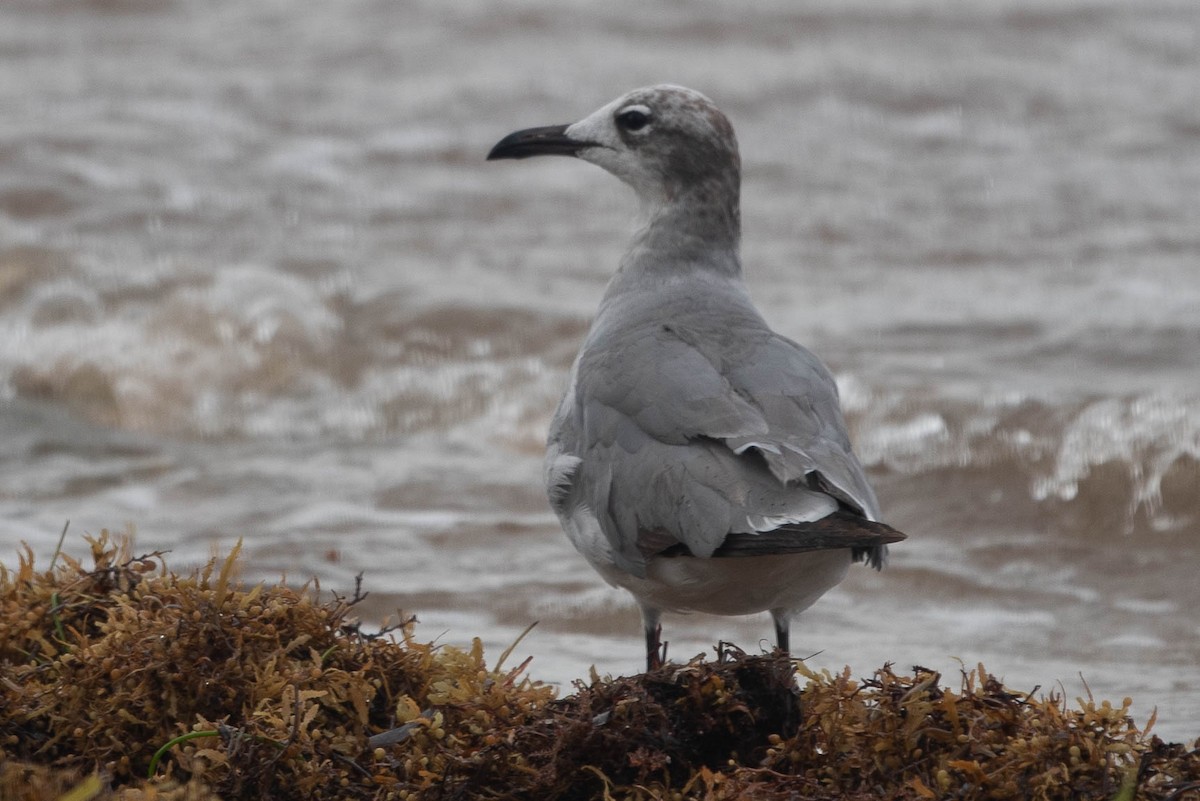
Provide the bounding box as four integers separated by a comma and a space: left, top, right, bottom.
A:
545, 305, 886, 576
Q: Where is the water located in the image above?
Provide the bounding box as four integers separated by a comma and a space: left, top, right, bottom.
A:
1, 0, 1198, 741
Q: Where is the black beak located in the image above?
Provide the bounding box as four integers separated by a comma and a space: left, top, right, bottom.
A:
486, 124, 593, 161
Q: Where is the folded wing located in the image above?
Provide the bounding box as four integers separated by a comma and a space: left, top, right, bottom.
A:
547, 319, 892, 577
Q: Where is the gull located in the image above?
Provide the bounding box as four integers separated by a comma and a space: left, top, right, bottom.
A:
488, 85, 906, 671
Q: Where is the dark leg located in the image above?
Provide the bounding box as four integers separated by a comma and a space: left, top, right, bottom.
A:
645, 623, 664, 670
641, 606, 664, 671
771, 609, 790, 655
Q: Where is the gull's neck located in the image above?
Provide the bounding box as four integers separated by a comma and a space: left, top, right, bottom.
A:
625, 172, 742, 279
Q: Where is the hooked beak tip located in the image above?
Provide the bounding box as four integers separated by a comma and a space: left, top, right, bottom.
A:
486, 124, 592, 161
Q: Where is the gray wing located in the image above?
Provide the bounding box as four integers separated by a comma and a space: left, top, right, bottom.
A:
547, 320, 883, 577
723, 333, 880, 518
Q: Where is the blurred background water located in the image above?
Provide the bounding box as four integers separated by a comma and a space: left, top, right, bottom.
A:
1, 0, 1197, 740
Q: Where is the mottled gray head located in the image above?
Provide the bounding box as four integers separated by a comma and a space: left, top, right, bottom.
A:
488, 85, 741, 212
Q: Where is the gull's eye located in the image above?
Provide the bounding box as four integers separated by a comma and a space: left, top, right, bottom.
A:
616, 107, 651, 132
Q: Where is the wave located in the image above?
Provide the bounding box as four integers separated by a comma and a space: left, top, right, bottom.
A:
842, 377, 1199, 537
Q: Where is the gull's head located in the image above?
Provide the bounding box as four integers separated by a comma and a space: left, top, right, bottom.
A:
487, 85, 740, 208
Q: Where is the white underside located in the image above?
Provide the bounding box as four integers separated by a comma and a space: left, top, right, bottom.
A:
563, 506, 852, 618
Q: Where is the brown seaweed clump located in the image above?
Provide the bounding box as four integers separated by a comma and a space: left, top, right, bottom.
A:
0, 533, 553, 801
1, 533, 1198, 801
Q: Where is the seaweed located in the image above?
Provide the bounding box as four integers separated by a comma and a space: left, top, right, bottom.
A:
1, 533, 1196, 800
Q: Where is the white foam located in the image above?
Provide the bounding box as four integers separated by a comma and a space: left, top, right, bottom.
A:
1032, 394, 1200, 521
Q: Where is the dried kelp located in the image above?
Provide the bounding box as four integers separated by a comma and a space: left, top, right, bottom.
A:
1, 534, 1196, 801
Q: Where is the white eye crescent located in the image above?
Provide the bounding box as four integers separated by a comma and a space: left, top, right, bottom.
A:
616, 105, 652, 132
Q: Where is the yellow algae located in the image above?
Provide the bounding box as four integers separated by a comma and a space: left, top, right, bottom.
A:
1, 532, 1197, 801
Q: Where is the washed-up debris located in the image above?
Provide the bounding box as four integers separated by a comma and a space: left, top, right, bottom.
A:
1, 533, 1196, 800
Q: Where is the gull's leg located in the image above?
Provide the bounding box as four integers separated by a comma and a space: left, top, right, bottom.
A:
641, 605, 664, 671
771, 608, 790, 655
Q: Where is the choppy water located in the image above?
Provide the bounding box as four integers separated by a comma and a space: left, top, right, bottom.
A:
1, 0, 1198, 741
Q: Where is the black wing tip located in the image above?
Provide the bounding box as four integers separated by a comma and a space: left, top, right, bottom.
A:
655, 512, 908, 560
853, 545, 889, 571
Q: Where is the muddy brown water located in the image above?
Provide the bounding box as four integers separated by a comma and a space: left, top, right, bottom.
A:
1, 0, 1197, 740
